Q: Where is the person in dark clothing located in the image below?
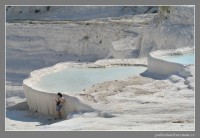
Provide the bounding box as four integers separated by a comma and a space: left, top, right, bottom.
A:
55, 92, 65, 119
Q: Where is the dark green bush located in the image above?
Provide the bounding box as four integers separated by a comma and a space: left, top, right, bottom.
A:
159, 6, 170, 14
83, 36, 89, 40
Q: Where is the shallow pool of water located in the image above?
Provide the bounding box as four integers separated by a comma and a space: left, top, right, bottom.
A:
33, 66, 147, 93
160, 53, 194, 64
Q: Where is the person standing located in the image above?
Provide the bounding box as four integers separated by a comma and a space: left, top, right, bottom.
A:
55, 92, 65, 119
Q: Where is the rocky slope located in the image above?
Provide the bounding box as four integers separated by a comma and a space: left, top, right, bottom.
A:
6, 13, 155, 84
6, 6, 158, 21
140, 6, 194, 56
6, 6, 194, 84
6, 6, 195, 131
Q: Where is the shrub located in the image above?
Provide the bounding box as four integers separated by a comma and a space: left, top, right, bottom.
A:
83, 35, 89, 40
29, 21, 34, 24
35, 9, 40, 13
154, 6, 171, 26
159, 6, 170, 14
47, 6, 51, 11
140, 21, 149, 25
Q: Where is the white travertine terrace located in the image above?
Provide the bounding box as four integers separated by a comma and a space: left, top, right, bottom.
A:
19, 6, 194, 119
23, 85, 95, 118
23, 59, 147, 117
147, 47, 194, 76
23, 46, 194, 117
22, 63, 95, 117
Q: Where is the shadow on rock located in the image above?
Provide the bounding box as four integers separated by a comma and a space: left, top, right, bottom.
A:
97, 111, 116, 118
6, 101, 96, 126
140, 70, 170, 80
6, 101, 29, 111
6, 101, 63, 125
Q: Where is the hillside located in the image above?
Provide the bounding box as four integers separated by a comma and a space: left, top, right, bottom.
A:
6, 6, 158, 21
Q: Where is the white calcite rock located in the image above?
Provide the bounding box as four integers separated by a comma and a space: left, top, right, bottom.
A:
178, 66, 193, 78
169, 75, 185, 83
147, 47, 193, 76
6, 6, 194, 130
6, 6, 158, 21
140, 6, 194, 57
23, 84, 94, 118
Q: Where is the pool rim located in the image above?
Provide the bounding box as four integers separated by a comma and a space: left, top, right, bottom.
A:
23, 59, 148, 96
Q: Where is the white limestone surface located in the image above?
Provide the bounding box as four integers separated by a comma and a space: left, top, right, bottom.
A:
23, 59, 147, 117
6, 6, 194, 130
6, 58, 194, 130
23, 84, 94, 118
147, 47, 194, 76
140, 6, 194, 57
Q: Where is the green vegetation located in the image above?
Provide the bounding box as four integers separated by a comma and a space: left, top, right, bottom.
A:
83, 35, 89, 40
159, 6, 171, 19
29, 21, 34, 24
47, 6, 51, 11
139, 21, 149, 25
99, 40, 102, 44
159, 6, 170, 14
154, 6, 171, 26
35, 9, 40, 13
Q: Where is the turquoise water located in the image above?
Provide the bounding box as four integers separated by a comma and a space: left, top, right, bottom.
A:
160, 53, 195, 64
34, 66, 147, 93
